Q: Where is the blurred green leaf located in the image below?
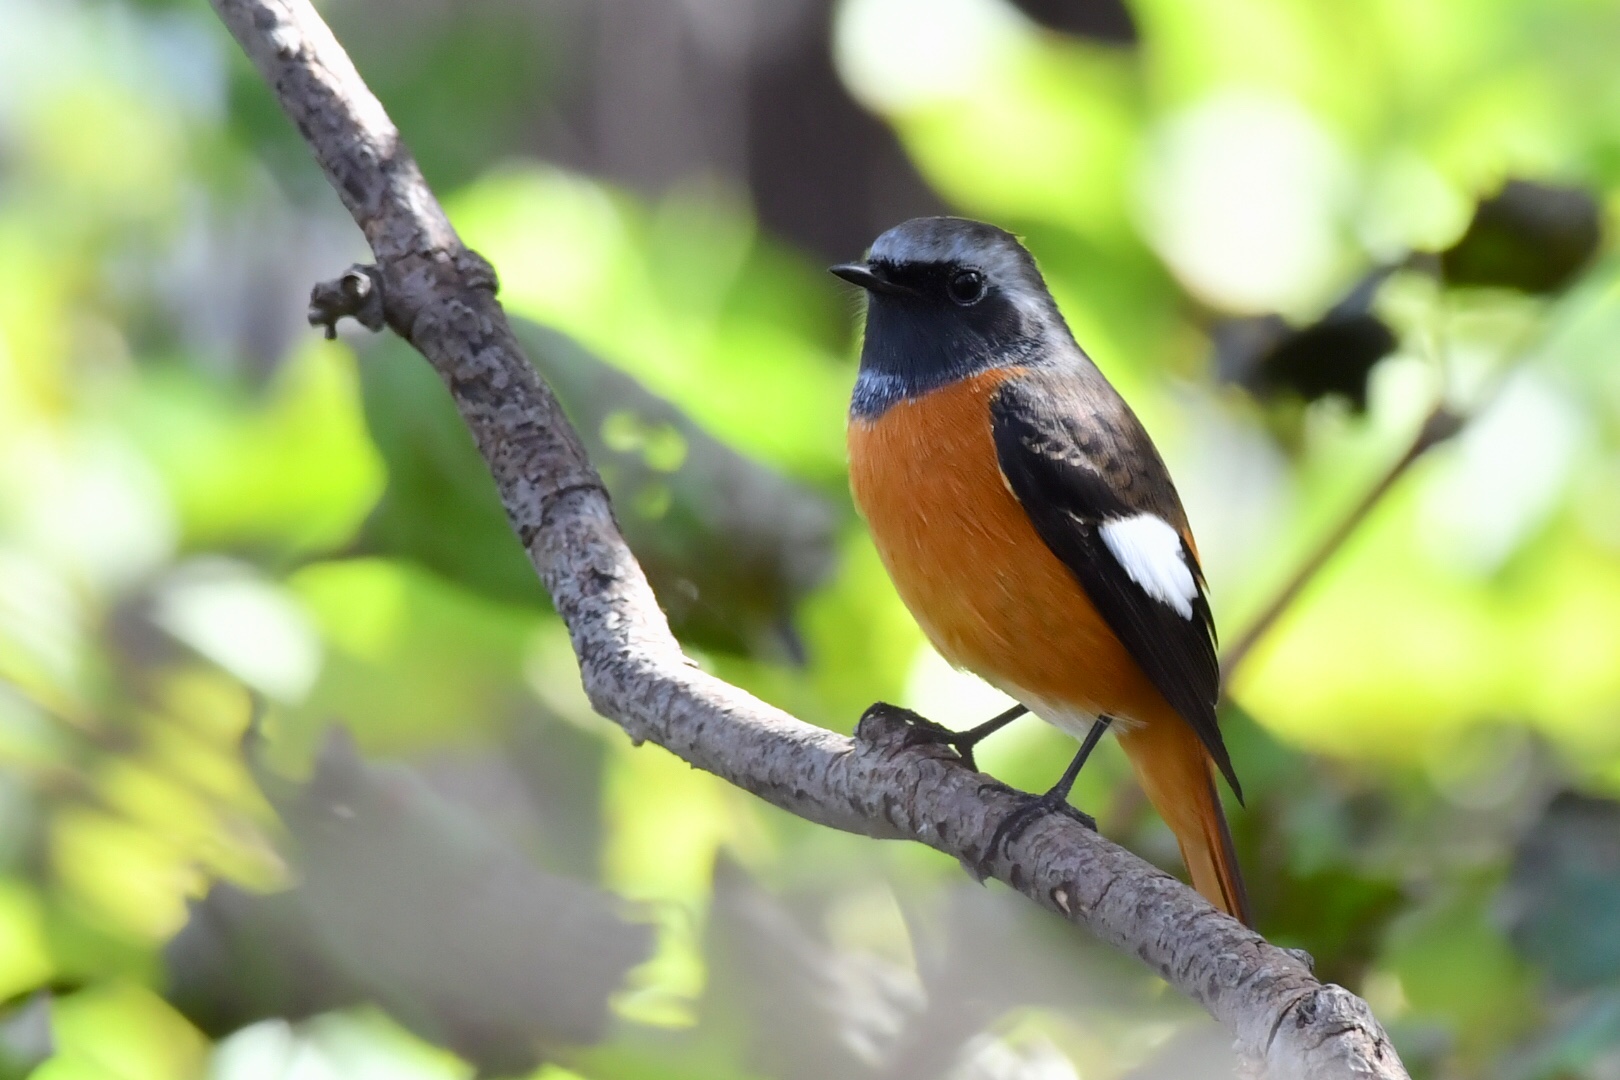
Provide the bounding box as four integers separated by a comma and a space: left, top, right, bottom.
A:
0, 882, 53, 1002
328, 0, 564, 191
283, 558, 537, 757
1505, 792, 1620, 991
445, 169, 852, 479
35, 983, 206, 1080
1383, 882, 1536, 1062
130, 341, 384, 558
1498, 988, 1620, 1080
1235, 476, 1620, 764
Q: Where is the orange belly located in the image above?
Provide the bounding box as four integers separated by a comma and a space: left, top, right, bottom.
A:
848, 368, 1170, 733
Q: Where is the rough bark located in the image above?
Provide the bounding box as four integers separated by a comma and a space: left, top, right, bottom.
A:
206, 1, 1410, 1076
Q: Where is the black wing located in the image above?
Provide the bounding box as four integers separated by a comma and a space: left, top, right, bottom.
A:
989, 372, 1239, 801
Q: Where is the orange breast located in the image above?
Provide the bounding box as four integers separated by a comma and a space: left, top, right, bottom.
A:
848, 368, 1169, 730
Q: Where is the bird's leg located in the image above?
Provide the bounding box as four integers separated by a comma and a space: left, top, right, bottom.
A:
981, 716, 1113, 867
952, 703, 1029, 770
865, 702, 1029, 771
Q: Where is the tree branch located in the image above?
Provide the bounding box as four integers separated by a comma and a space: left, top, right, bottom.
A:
206, 1, 1409, 1075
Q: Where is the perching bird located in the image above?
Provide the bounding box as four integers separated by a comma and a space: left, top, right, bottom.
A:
833, 217, 1249, 924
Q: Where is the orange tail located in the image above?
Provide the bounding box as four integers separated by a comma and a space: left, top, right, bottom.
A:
1115, 716, 1251, 926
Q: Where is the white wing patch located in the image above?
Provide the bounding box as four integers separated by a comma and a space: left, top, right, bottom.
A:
1098, 514, 1198, 619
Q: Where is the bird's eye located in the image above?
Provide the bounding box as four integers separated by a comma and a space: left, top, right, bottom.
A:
947, 268, 987, 306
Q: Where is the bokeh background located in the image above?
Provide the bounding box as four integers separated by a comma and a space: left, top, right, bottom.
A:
3, 0, 1620, 1077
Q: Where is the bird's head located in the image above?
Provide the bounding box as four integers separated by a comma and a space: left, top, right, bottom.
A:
832, 217, 1073, 418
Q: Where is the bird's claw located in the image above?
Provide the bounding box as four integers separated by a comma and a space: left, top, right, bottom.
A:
977, 789, 1096, 874
857, 702, 981, 770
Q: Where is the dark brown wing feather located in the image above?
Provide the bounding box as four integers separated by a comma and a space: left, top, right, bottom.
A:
989, 371, 1239, 801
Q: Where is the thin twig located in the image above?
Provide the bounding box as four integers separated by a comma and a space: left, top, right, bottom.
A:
1220, 404, 1463, 684
204, 2, 1409, 1076
1220, 286, 1591, 684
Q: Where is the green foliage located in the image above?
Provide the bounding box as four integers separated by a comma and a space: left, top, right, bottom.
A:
358, 320, 841, 660
1506, 794, 1620, 992
3, 0, 1620, 1077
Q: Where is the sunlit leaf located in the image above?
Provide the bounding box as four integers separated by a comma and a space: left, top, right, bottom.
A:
130, 341, 385, 557
0, 882, 53, 1002
447, 169, 851, 479
37, 983, 207, 1080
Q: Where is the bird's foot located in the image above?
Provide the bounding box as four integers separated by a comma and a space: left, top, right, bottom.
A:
978, 787, 1096, 872
855, 702, 983, 771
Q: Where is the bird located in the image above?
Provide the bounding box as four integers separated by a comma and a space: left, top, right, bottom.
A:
831, 217, 1249, 925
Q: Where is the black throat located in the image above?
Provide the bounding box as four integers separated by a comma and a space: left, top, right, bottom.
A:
849, 290, 1055, 420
